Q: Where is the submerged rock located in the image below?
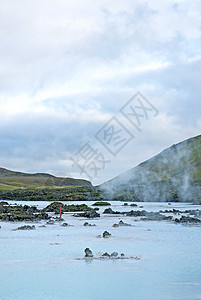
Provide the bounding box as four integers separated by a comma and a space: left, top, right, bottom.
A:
142, 212, 168, 221
125, 210, 146, 217
14, 225, 35, 230
74, 210, 100, 218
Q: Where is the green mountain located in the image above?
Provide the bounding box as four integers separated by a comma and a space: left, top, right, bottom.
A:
0, 167, 92, 190
99, 135, 201, 204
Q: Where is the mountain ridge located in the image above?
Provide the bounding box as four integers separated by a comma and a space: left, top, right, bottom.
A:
99, 134, 201, 203
0, 167, 92, 189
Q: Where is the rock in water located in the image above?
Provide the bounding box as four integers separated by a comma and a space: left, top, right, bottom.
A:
103, 208, 121, 214
112, 220, 132, 227
14, 225, 35, 230
61, 223, 69, 227
83, 222, 96, 226
111, 252, 118, 257
103, 231, 111, 238
84, 248, 93, 258
102, 252, 110, 258
46, 220, 55, 225
74, 210, 100, 218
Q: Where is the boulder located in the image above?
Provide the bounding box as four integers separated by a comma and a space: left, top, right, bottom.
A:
84, 248, 93, 258
103, 231, 111, 238
111, 252, 118, 257
103, 208, 121, 214
102, 252, 110, 257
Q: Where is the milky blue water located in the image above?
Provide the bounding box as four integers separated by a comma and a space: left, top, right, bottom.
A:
0, 202, 201, 300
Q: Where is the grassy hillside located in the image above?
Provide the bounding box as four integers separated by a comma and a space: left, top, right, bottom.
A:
0, 167, 92, 190
100, 135, 201, 203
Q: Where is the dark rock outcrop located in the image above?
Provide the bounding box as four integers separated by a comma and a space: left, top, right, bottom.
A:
113, 220, 132, 227
13, 225, 35, 230
83, 222, 96, 226
174, 216, 201, 224
103, 231, 111, 238
103, 208, 121, 214
84, 248, 93, 258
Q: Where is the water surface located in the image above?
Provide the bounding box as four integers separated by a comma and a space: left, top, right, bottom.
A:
0, 201, 201, 300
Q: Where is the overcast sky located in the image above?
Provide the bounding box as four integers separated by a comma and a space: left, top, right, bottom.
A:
0, 0, 200, 185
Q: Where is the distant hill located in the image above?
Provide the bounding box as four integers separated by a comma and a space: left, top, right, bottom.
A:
0, 167, 92, 190
99, 135, 201, 204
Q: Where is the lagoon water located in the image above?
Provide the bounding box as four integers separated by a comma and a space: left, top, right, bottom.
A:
0, 201, 201, 300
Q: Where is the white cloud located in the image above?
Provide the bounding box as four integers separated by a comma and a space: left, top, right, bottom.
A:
0, 0, 200, 184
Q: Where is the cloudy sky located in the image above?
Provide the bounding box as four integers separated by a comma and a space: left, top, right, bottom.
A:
0, 0, 201, 185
